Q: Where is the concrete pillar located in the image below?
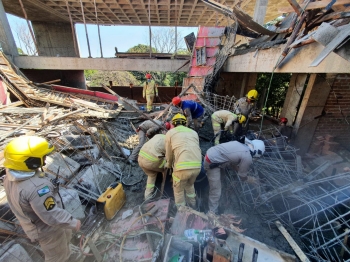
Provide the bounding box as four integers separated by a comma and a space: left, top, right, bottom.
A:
253, 0, 269, 25
280, 73, 308, 124
31, 22, 78, 57
0, 0, 18, 57
293, 74, 335, 155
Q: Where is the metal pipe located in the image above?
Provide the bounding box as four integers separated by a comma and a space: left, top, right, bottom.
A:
18, 0, 38, 55
79, 0, 92, 58
93, 0, 103, 58
65, 0, 79, 57
148, 0, 152, 58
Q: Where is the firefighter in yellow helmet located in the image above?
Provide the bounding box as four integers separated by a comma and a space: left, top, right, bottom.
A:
165, 114, 202, 208
3, 136, 81, 262
233, 90, 258, 136
211, 110, 246, 145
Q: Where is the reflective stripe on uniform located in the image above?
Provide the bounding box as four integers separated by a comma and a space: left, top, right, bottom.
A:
139, 150, 158, 162
146, 183, 155, 188
213, 123, 221, 127
176, 202, 186, 206
186, 193, 196, 198
175, 161, 201, 169
211, 114, 223, 124
159, 159, 166, 168
172, 175, 180, 182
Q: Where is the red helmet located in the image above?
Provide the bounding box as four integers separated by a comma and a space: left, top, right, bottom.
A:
280, 117, 288, 124
164, 122, 171, 130
172, 97, 181, 106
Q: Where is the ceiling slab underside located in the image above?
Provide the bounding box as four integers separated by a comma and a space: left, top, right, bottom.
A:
3, 0, 285, 27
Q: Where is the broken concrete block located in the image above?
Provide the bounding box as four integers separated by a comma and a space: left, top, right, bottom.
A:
73, 161, 117, 199
322, 141, 340, 154
60, 188, 86, 220
44, 152, 81, 184
0, 241, 33, 262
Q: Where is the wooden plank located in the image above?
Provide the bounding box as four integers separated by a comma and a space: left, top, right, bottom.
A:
0, 114, 41, 141
0, 123, 42, 130
0, 101, 24, 109
275, 221, 310, 262
279, 0, 350, 13
287, 0, 302, 15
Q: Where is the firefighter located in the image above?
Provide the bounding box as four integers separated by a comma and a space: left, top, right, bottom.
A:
172, 97, 204, 132
143, 78, 158, 112
204, 138, 265, 214
2, 136, 81, 262
233, 90, 258, 136
274, 117, 293, 150
128, 120, 171, 165
211, 110, 246, 145
138, 134, 166, 199
165, 113, 202, 208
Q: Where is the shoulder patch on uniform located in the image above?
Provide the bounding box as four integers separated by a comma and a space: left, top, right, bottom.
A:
37, 186, 50, 197
43, 197, 56, 211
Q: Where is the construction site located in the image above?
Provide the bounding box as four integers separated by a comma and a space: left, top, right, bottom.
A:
0, 0, 350, 261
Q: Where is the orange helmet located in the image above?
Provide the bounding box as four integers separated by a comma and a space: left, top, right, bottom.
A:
172, 97, 181, 106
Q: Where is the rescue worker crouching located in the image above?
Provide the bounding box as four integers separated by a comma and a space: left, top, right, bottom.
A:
165, 113, 202, 208
3, 136, 81, 262
138, 134, 167, 199
172, 97, 204, 132
204, 138, 265, 214
211, 110, 246, 145
233, 89, 258, 136
128, 120, 171, 165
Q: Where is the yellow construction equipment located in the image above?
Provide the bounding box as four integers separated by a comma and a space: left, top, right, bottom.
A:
97, 182, 126, 220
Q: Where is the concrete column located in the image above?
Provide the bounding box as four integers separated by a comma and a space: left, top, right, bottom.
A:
0, 0, 18, 57
293, 74, 335, 155
280, 73, 308, 124
253, 0, 269, 25
31, 22, 78, 57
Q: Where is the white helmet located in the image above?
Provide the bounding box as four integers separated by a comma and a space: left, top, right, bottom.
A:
245, 138, 265, 158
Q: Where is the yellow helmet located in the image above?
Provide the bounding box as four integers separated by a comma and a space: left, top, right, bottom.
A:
4, 136, 54, 171
238, 114, 246, 124
172, 113, 187, 126
247, 90, 258, 101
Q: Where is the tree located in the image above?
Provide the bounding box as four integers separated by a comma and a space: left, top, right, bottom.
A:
127, 44, 157, 53
255, 73, 291, 117
151, 27, 189, 54
14, 23, 37, 56
86, 70, 140, 87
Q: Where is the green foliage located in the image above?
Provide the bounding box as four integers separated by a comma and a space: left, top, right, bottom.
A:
85, 70, 140, 87
127, 44, 157, 53
17, 48, 25, 55
84, 70, 98, 81
255, 73, 291, 117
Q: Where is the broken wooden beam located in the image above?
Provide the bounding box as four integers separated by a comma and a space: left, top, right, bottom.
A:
287, 0, 303, 16
275, 221, 310, 262
48, 108, 86, 123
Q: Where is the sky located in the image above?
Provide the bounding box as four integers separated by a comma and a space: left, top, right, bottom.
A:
6, 14, 198, 58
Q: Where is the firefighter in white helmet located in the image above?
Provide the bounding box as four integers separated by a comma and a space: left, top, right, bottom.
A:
233, 90, 258, 136
138, 134, 167, 199
204, 138, 265, 214
211, 110, 246, 145
165, 113, 202, 208
2, 136, 81, 262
